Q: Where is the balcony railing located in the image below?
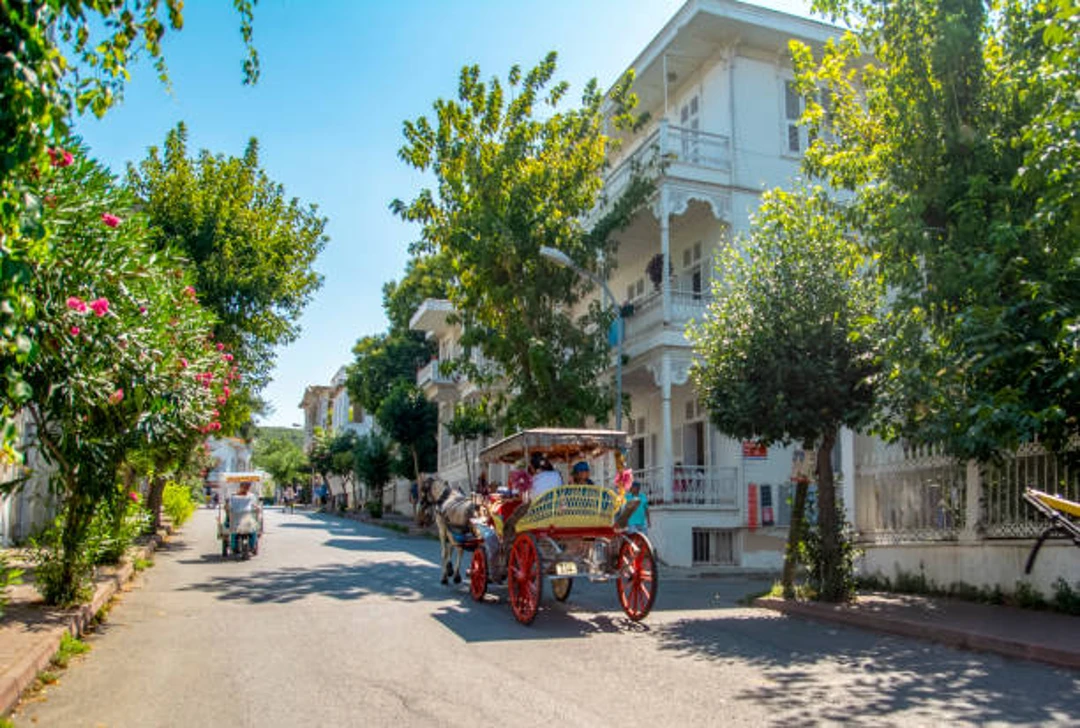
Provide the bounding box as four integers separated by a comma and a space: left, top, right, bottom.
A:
416, 359, 457, 389
635, 465, 739, 507
600, 121, 732, 212
623, 288, 711, 345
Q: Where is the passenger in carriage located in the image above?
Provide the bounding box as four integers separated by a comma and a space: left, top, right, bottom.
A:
528, 452, 563, 498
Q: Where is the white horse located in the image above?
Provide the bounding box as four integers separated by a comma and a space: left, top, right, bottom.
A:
419, 476, 477, 585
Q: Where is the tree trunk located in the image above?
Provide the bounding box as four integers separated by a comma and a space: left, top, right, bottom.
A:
780, 477, 810, 599
57, 493, 93, 605
146, 473, 167, 532
816, 429, 845, 602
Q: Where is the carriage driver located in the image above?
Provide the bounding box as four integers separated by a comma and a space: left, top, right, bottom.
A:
570, 461, 594, 485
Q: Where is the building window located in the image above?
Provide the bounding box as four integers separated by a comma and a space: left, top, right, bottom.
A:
692, 528, 737, 565
784, 80, 802, 154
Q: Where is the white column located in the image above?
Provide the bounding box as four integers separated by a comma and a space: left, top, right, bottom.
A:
660, 186, 671, 325
661, 355, 674, 504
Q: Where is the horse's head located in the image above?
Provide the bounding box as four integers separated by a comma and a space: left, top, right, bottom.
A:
416, 475, 446, 525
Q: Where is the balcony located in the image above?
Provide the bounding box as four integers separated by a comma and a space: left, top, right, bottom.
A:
595, 121, 732, 222
622, 288, 711, 356
416, 359, 458, 401
636, 465, 740, 508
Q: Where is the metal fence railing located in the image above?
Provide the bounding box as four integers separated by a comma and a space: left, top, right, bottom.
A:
855, 439, 1080, 543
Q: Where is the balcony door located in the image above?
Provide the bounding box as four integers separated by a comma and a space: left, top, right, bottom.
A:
679, 95, 701, 163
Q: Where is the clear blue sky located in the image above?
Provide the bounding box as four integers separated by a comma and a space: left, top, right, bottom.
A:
75, 0, 813, 429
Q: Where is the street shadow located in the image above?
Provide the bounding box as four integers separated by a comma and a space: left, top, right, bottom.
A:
430, 594, 652, 643
652, 611, 1080, 725
181, 559, 450, 605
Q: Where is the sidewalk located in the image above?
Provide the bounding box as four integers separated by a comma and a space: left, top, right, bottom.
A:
756, 592, 1080, 670
0, 529, 169, 716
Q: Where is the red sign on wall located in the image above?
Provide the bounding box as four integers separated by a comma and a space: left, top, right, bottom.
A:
747, 483, 759, 531
742, 441, 768, 459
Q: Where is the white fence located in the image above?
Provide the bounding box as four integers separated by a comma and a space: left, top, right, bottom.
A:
855, 439, 1080, 543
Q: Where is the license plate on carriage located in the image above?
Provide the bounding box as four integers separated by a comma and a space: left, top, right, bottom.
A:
555, 562, 577, 576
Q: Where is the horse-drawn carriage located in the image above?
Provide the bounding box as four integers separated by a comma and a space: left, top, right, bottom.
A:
422, 428, 658, 626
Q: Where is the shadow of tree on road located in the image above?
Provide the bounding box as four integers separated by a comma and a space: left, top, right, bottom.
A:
181, 560, 445, 605
652, 612, 1080, 726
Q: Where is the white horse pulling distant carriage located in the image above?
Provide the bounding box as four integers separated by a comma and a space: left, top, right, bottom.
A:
419, 428, 658, 625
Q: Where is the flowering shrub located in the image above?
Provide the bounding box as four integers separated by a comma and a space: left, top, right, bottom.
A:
162, 481, 197, 527
13, 144, 231, 603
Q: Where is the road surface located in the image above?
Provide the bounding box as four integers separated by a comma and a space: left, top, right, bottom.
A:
13, 507, 1079, 727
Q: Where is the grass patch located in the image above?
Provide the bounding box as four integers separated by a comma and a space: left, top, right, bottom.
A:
37, 671, 58, 686
738, 582, 782, 606
50, 633, 89, 669
0, 716, 14, 728
133, 556, 153, 572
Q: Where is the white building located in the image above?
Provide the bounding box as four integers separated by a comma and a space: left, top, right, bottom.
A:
411, 0, 852, 569
299, 368, 411, 514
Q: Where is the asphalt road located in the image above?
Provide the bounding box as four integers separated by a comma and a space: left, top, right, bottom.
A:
13, 508, 1079, 727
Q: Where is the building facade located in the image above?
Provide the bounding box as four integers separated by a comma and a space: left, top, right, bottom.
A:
411, 0, 859, 569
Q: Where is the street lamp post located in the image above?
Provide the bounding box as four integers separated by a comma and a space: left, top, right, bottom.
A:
539, 246, 623, 432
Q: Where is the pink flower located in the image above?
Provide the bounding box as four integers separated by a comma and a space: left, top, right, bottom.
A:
70, 325, 80, 336
223, 353, 234, 362
615, 468, 633, 492
48, 148, 74, 168
509, 469, 532, 493
89, 297, 109, 317
223, 386, 230, 397
101, 213, 121, 228
109, 388, 124, 405
66, 296, 87, 313
183, 286, 196, 298
216, 343, 225, 352
128, 491, 140, 503
179, 358, 189, 369
217, 396, 227, 405
139, 306, 147, 315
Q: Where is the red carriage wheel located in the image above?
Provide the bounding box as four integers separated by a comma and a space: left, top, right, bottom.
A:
616, 533, 658, 621
469, 548, 488, 601
507, 534, 542, 625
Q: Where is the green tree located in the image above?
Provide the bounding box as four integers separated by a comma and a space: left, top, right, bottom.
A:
353, 431, 393, 515
0, 1, 257, 461
328, 429, 361, 508
392, 53, 652, 428
376, 383, 437, 482
690, 187, 882, 602
445, 400, 495, 490
346, 332, 433, 417
127, 123, 329, 423
795, 0, 1080, 461
253, 436, 308, 493
307, 427, 333, 499
12, 148, 228, 603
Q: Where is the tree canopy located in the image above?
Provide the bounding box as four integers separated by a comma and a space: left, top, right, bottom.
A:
391, 52, 651, 428
127, 123, 328, 418
0, 0, 257, 461
795, 0, 1080, 460
691, 185, 882, 601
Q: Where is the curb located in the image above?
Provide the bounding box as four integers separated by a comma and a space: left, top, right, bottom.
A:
0, 527, 172, 716
755, 597, 1080, 671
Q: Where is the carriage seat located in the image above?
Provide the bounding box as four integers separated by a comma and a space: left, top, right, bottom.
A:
487, 494, 524, 538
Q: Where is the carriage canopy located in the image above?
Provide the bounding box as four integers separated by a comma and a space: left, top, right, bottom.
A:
479, 428, 630, 465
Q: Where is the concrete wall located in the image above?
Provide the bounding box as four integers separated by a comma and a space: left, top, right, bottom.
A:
860, 541, 1080, 598
742, 529, 787, 570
